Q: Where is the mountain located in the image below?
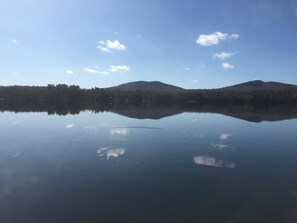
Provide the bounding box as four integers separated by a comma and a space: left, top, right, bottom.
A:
109, 80, 296, 92
109, 81, 184, 92
221, 80, 297, 91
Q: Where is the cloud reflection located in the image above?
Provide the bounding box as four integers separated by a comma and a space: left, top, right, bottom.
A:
13, 152, 21, 157
110, 128, 129, 136
109, 128, 129, 141
97, 147, 126, 159
212, 133, 233, 150
84, 124, 112, 129
212, 143, 231, 149
220, 133, 232, 140
106, 149, 126, 159
194, 156, 235, 169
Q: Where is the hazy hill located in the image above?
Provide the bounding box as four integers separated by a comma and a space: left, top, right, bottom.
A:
108, 80, 297, 92
109, 81, 184, 92
220, 80, 297, 91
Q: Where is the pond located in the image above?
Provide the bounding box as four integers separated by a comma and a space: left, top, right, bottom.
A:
0, 111, 297, 223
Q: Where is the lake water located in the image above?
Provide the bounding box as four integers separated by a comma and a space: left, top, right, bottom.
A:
0, 111, 297, 223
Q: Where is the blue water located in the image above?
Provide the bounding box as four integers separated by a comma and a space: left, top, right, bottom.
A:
0, 111, 297, 223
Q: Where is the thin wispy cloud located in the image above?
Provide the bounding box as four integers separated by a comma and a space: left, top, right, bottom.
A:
65, 70, 74, 75
214, 52, 235, 60
11, 39, 20, 45
229, 34, 239, 39
110, 65, 131, 72
184, 67, 191, 71
84, 67, 99, 73
196, 32, 239, 46
97, 40, 127, 52
12, 72, 21, 77
83, 67, 109, 75
97, 45, 112, 53
222, 62, 234, 69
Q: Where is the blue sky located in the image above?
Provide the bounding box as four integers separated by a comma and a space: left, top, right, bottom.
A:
1, 0, 297, 89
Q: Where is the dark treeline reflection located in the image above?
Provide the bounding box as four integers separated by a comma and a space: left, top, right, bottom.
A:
1, 84, 297, 122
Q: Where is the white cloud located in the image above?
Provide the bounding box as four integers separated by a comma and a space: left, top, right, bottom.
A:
65, 70, 74, 75
97, 40, 126, 52
84, 67, 99, 73
196, 32, 239, 46
196, 33, 221, 46
11, 39, 19, 45
66, 124, 74, 128
215, 32, 229, 40
83, 67, 109, 75
184, 67, 191, 71
84, 65, 129, 74
110, 65, 130, 72
193, 79, 198, 83
97, 45, 112, 53
106, 40, 126, 50
222, 62, 234, 69
229, 34, 239, 39
214, 52, 235, 60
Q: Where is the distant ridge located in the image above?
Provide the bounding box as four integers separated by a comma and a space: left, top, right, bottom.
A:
109, 81, 184, 92
221, 80, 297, 91
108, 80, 296, 92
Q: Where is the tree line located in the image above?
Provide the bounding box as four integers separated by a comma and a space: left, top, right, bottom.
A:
1, 84, 297, 115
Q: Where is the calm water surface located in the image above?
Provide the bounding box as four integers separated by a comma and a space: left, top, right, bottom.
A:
0, 111, 297, 223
